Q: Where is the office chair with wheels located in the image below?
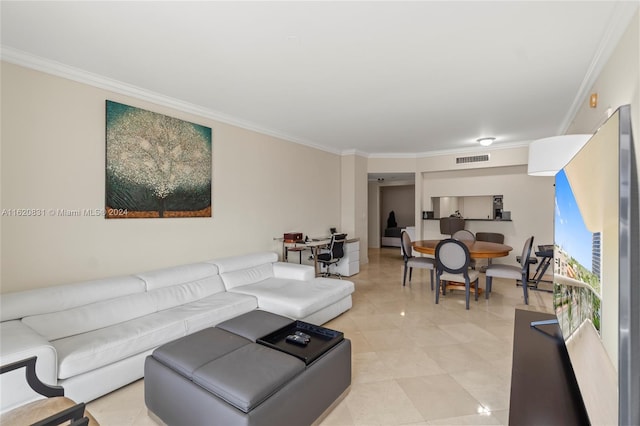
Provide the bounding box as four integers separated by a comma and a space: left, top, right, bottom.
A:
317, 233, 347, 278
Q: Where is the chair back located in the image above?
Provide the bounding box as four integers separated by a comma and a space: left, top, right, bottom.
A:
519, 236, 535, 272
476, 232, 504, 244
439, 217, 465, 236
329, 233, 347, 259
400, 231, 413, 259
435, 238, 472, 275
452, 229, 475, 242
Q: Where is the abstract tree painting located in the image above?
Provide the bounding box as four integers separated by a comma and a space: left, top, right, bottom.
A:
106, 101, 212, 218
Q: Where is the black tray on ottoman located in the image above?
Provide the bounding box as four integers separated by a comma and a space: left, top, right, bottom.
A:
257, 321, 343, 365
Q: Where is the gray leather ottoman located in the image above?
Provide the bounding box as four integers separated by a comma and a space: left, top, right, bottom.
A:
144, 311, 351, 426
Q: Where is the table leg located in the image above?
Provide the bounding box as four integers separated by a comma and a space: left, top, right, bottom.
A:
312, 247, 319, 276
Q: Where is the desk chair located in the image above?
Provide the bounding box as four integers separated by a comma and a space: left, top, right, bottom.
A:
435, 239, 480, 310
400, 230, 435, 289
317, 233, 347, 278
485, 236, 534, 304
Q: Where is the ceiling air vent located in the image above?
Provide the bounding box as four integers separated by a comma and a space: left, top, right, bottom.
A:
456, 154, 489, 164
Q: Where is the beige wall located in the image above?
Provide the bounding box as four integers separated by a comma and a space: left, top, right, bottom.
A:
367, 146, 547, 258
567, 10, 639, 169
421, 165, 554, 265
340, 154, 368, 260
0, 62, 342, 293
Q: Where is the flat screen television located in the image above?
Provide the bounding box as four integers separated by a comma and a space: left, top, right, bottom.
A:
553, 105, 638, 425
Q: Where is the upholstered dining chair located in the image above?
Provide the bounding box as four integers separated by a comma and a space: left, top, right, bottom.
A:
435, 238, 480, 310
0, 356, 98, 426
452, 229, 476, 270
475, 232, 505, 271
452, 229, 475, 241
485, 236, 534, 304
317, 233, 347, 278
400, 230, 435, 289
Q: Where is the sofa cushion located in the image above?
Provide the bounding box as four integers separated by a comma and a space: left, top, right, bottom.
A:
210, 252, 278, 274
0, 275, 145, 322
146, 275, 227, 312
228, 277, 355, 319
272, 262, 315, 281
22, 292, 156, 341
136, 263, 221, 292
53, 311, 187, 379
154, 292, 258, 334
219, 263, 274, 290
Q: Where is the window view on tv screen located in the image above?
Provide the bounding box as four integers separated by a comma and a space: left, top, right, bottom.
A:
554, 168, 602, 335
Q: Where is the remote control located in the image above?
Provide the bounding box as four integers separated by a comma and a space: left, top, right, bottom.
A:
294, 331, 311, 341
285, 334, 309, 346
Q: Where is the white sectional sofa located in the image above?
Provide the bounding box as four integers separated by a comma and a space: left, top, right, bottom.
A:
0, 252, 355, 413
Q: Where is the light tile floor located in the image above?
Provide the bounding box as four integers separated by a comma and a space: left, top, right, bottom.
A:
87, 248, 553, 425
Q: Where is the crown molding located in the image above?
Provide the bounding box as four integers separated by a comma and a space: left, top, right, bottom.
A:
558, 1, 639, 135
0, 46, 568, 160
1, 46, 344, 156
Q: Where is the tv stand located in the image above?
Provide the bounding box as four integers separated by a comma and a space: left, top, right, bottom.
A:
509, 309, 590, 425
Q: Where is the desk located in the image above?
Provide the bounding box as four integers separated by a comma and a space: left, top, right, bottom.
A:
412, 240, 513, 259
276, 238, 331, 276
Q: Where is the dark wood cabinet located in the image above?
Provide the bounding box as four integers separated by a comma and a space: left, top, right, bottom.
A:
509, 309, 590, 425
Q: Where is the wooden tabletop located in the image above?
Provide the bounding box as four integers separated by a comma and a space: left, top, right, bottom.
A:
412, 239, 513, 259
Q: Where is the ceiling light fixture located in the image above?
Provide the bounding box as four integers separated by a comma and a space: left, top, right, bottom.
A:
477, 137, 496, 147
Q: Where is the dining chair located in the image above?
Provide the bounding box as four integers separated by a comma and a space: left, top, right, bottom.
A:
400, 230, 435, 289
317, 233, 347, 278
475, 232, 505, 271
435, 238, 480, 310
485, 236, 534, 304
0, 356, 97, 425
452, 229, 476, 270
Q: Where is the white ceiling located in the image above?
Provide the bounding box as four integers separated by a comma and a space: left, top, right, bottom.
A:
1, 1, 637, 156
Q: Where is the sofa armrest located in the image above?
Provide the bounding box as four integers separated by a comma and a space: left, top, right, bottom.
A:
272, 262, 315, 281
1, 321, 57, 413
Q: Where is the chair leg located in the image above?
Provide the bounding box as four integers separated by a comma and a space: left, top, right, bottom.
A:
430, 270, 434, 291
403, 263, 408, 286
485, 276, 492, 299
435, 276, 441, 304
465, 279, 470, 310
522, 272, 529, 304
474, 279, 478, 301
409, 267, 413, 282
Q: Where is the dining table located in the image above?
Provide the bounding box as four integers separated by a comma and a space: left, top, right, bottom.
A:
412, 239, 513, 259
412, 239, 514, 296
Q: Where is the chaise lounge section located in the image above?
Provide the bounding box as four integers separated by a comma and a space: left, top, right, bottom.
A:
0, 252, 354, 414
